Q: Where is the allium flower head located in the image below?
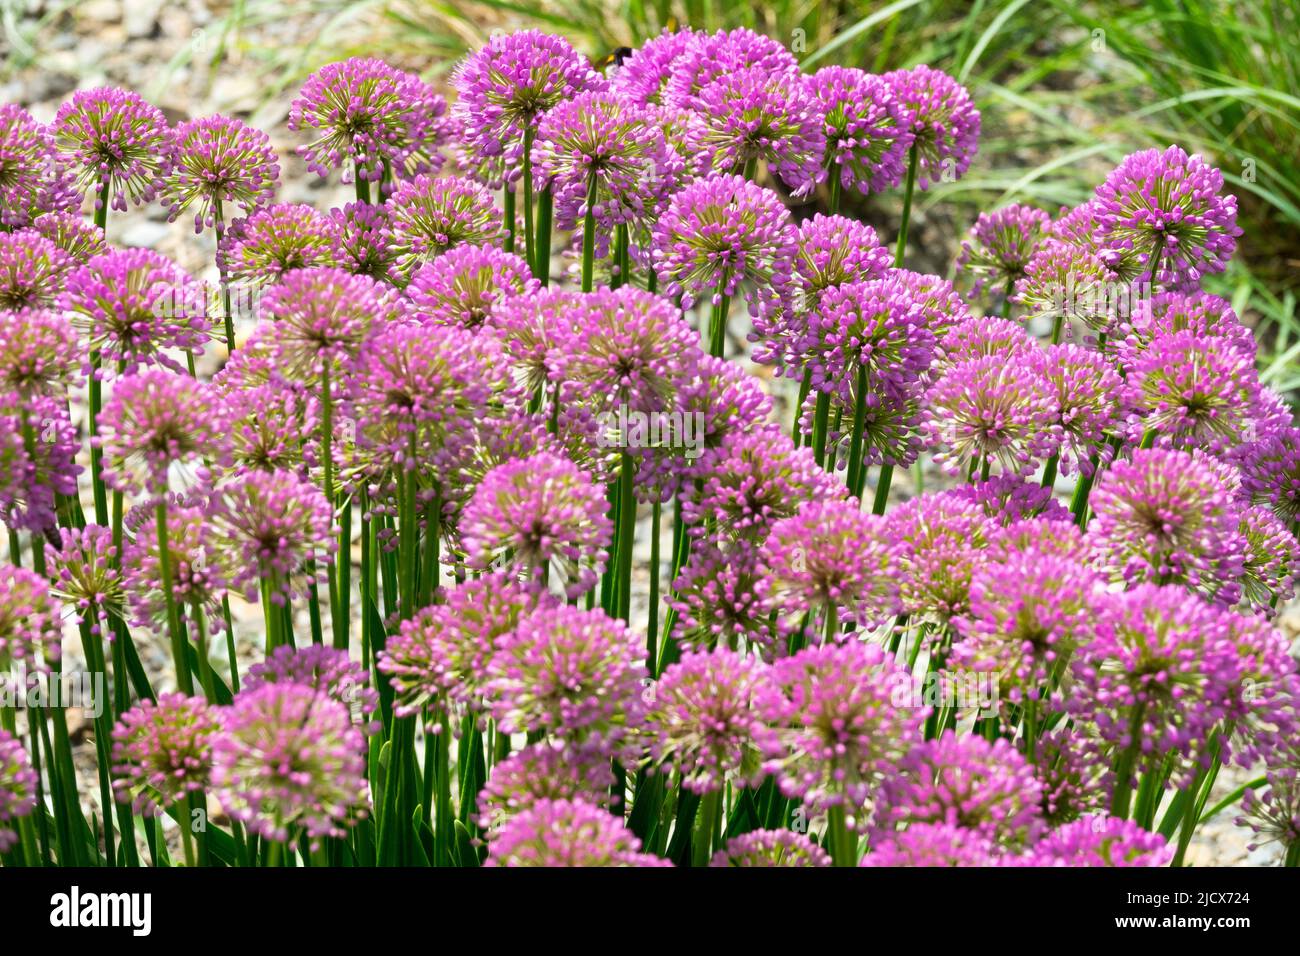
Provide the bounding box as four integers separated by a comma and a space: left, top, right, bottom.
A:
1236, 426, 1300, 523
96, 368, 232, 494
484, 286, 579, 397
0, 104, 79, 227
0, 307, 81, 397
793, 214, 892, 304
0, 229, 72, 310
164, 115, 279, 233
885, 491, 995, 620
892, 268, 971, 340
1019, 817, 1172, 866
485, 797, 665, 867
212, 682, 368, 844
0, 730, 36, 852
1013, 238, 1121, 333
607, 28, 698, 106
0, 392, 79, 533
1239, 770, 1300, 855
27, 210, 106, 263
646, 648, 771, 793
289, 57, 450, 185
121, 495, 232, 632
861, 823, 999, 867
710, 829, 831, 868
1123, 290, 1255, 360
111, 693, 218, 815
219, 203, 340, 285
247, 645, 378, 731
406, 243, 537, 331
1093, 145, 1240, 287
53, 87, 174, 211
1237, 504, 1297, 610
1034, 344, 1122, 476
49, 524, 124, 635
950, 473, 1072, 525
956, 204, 1051, 299
478, 742, 614, 829
63, 248, 212, 374
461, 452, 611, 597
669, 539, 774, 656
385, 175, 505, 277
883, 65, 980, 189
660, 27, 799, 109
0, 566, 61, 670
933, 314, 1037, 371
651, 173, 797, 317
813, 66, 912, 194
328, 201, 399, 282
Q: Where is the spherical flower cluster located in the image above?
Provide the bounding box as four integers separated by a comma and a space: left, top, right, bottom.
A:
49, 524, 124, 636
328, 201, 399, 282
0, 565, 62, 670
53, 87, 174, 211
609, 28, 698, 106
884, 491, 995, 620
813, 66, 911, 195
121, 496, 231, 632
0, 104, 79, 227
660, 27, 799, 109
1013, 238, 1121, 332
406, 243, 537, 331
861, 822, 999, 866
1033, 344, 1122, 476
478, 742, 614, 830
384, 175, 506, 277
164, 115, 279, 233
0, 392, 80, 532
219, 203, 341, 285
485, 797, 666, 867
0, 730, 36, 852
1236, 426, 1300, 523
956, 204, 1051, 299
28, 209, 108, 263
110, 693, 218, 815
0, 229, 72, 310
669, 539, 774, 655
1238, 770, 1300, 855
0, 306, 82, 398
710, 829, 831, 867
247, 645, 378, 731
883, 65, 980, 189
1018, 817, 1172, 866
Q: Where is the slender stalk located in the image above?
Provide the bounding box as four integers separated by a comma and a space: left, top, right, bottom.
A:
844, 363, 870, 494
535, 185, 553, 286
810, 390, 831, 467
827, 803, 856, 868
502, 185, 516, 255
88, 352, 108, 526
828, 174, 843, 215
614, 453, 636, 622
791, 370, 812, 444
319, 364, 342, 644
155, 498, 194, 696
1110, 704, 1146, 820
647, 499, 661, 666
708, 293, 731, 359
522, 127, 537, 277
354, 167, 371, 205
189, 600, 217, 704
580, 171, 598, 292
893, 143, 919, 268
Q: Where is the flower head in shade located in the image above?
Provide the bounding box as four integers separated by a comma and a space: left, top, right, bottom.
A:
461, 452, 611, 598
761, 499, 899, 633
406, 243, 537, 331
451, 30, 606, 187
800, 383, 922, 472
110, 693, 218, 815
661, 27, 799, 109
95, 369, 231, 495
28, 210, 108, 264
0, 392, 79, 533
1087, 447, 1245, 598
484, 605, 646, 753
921, 357, 1061, 478
861, 823, 1000, 867
759, 640, 923, 819
1238, 770, 1300, 855
1033, 344, 1122, 476
121, 495, 232, 632
651, 173, 797, 317
884, 491, 995, 621
533, 91, 675, 230
956, 204, 1051, 299
646, 648, 771, 794
208, 468, 333, 605
0, 566, 61, 670
1121, 330, 1260, 452
883, 65, 980, 189
485, 797, 666, 867
0, 307, 81, 398
248, 644, 375, 721
0, 230, 72, 310
219, 203, 340, 285
0, 730, 35, 852
949, 473, 1072, 525
478, 742, 614, 831
379, 573, 560, 718
49, 524, 124, 636
710, 829, 831, 867
813, 66, 911, 195
164, 115, 279, 233
892, 268, 971, 340
0, 104, 80, 227
63, 249, 213, 375
608, 28, 698, 106
697, 68, 825, 197
1093, 145, 1240, 286
1032, 729, 1113, 825
385, 175, 505, 278
328, 201, 399, 282
212, 683, 368, 844
1013, 238, 1123, 333
1019, 817, 1172, 866
289, 57, 450, 185
875, 733, 1043, 847
1239, 504, 1297, 610
53, 87, 173, 211
670, 538, 774, 656
951, 551, 1102, 707
1236, 426, 1300, 523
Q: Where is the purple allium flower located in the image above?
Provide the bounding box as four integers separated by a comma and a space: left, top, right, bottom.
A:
484, 286, 580, 397
0, 229, 72, 310
49, 524, 124, 636
461, 452, 611, 598
1013, 238, 1122, 333
63, 248, 212, 375
1033, 343, 1122, 476
1121, 330, 1260, 452
289, 57, 450, 185
1237, 504, 1297, 610
406, 243, 537, 331
208, 468, 333, 605
1093, 145, 1240, 287
875, 732, 1043, 846
932, 314, 1037, 373
956, 204, 1052, 299
607, 28, 698, 105
95, 368, 232, 495
1087, 447, 1246, 598
212, 682, 368, 844
485, 797, 666, 867
0, 306, 81, 397
759, 640, 923, 819
0, 730, 36, 852
1236, 425, 1300, 523
670, 538, 774, 656
883, 65, 980, 189
379, 573, 560, 718
710, 829, 831, 868
813, 66, 912, 195
646, 648, 771, 794
650, 173, 797, 317
484, 604, 646, 753
1123, 290, 1255, 361
860, 822, 1000, 867
533, 90, 676, 230
478, 742, 615, 830
921, 356, 1061, 478
660, 27, 799, 110
219, 380, 310, 473
1238, 770, 1300, 855
0, 104, 79, 227
1033, 729, 1114, 825
892, 268, 971, 341
110, 693, 218, 815
696, 68, 825, 197
27, 210, 107, 263
1019, 817, 1172, 866
884, 491, 995, 620
219, 203, 341, 285
247, 645, 378, 731
951, 550, 1102, 706
988, 515, 1089, 563
385, 175, 505, 277
948, 473, 1072, 525
164, 115, 279, 233
761, 499, 899, 633
328, 201, 398, 282
0, 391, 79, 533
451, 30, 606, 188
121, 495, 231, 633
53, 87, 174, 211
0, 565, 61, 669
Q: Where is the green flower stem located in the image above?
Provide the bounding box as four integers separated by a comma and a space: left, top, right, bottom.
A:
76, 618, 119, 866
261, 573, 284, 652
94, 174, 111, 232
844, 363, 870, 494
827, 803, 856, 868
354, 167, 371, 205
335, 497, 352, 651
502, 185, 516, 255
88, 352, 108, 526
189, 599, 217, 704
535, 185, 553, 286
893, 143, 919, 268
611, 223, 630, 290
523, 127, 537, 277
614, 452, 636, 622
212, 198, 237, 356
791, 369, 812, 444
580, 172, 598, 293
828, 174, 843, 216
319, 364, 342, 645
691, 789, 722, 867
647, 499, 661, 667
1040, 454, 1059, 490
419, 490, 441, 607
810, 390, 831, 467
1109, 704, 1146, 820
708, 292, 731, 359
155, 497, 195, 695
1069, 453, 1102, 526
871, 463, 894, 515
